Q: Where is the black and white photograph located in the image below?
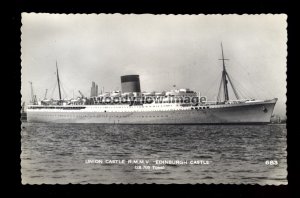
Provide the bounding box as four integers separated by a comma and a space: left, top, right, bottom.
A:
20, 13, 287, 184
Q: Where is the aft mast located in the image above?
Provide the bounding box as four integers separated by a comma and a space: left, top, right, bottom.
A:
56, 61, 62, 101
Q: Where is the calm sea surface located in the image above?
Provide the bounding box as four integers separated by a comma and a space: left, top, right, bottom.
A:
21, 123, 287, 184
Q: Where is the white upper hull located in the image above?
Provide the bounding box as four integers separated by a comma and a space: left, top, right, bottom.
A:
26, 99, 277, 124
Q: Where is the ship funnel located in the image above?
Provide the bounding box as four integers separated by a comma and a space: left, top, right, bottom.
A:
121, 75, 141, 93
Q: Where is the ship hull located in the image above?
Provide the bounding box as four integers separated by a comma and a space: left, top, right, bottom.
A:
26, 99, 277, 124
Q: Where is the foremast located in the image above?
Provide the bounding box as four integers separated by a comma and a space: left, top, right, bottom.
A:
217, 43, 240, 103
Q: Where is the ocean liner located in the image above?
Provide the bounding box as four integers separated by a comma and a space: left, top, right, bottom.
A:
26, 45, 277, 124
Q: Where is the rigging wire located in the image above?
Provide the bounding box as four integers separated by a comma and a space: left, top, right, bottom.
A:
228, 67, 269, 99
203, 72, 222, 100
230, 59, 272, 97
50, 81, 57, 99
217, 77, 223, 102
227, 73, 255, 99
225, 73, 240, 100
225, 73, 249, 98
60, 82, 68, 99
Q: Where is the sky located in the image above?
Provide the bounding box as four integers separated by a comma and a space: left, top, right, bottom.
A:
21, 14, 287, 117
